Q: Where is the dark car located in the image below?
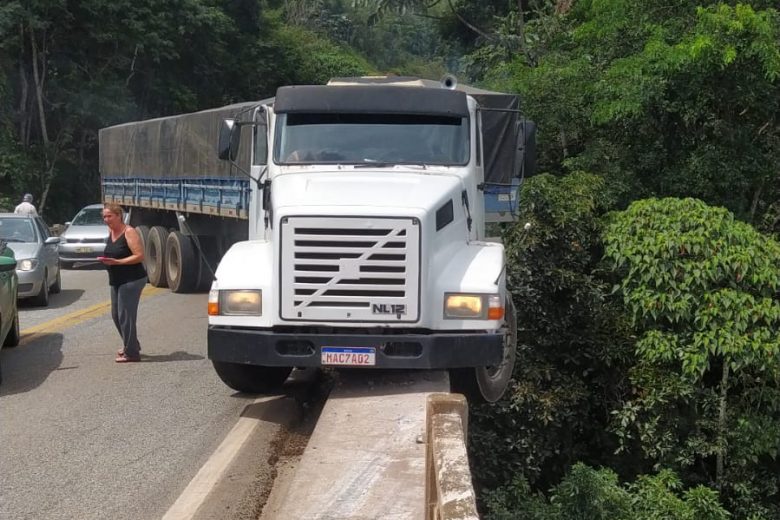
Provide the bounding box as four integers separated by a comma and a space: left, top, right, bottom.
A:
0, 242, 21, 384
0, 213, 61, 306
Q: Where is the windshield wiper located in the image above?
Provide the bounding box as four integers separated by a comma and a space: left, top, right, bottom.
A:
0, 238, 24, 242
354, 161, 393, 168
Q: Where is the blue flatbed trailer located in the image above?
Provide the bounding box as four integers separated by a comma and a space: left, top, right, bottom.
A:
101, 177, 250, 219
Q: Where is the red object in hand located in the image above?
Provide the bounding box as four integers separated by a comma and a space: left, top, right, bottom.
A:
97, 256, 107, 261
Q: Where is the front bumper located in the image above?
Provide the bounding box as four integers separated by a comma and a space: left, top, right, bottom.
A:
208, 326, 503, 369
16, 267, 44, 298
58, 242, 106, 262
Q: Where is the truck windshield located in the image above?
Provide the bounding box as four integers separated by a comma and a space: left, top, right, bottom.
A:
275, 113, 469, 166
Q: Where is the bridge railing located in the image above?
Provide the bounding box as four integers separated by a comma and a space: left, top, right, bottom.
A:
425, 393, 479, 520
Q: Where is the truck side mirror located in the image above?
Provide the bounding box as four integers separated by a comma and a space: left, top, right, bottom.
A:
515, 119, 537, 179
218, 119, 241, 161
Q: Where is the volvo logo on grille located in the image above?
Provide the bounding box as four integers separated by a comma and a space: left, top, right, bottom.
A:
372, 303, 406, 315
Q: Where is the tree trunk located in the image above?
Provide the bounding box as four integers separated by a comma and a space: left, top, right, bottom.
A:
516, 0, 535, 66
30, 26, 50, 146
38, 160, 57, 215
29, 24, 58, 216
716, 362, 729, 488
18, 23, 31, 146
749, 184, 762, 223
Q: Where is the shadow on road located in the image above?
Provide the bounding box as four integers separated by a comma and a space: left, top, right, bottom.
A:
139, 351, 204, 363
0, 332, 64, 396
63, 262, 106, 271
18, 288, 86, 311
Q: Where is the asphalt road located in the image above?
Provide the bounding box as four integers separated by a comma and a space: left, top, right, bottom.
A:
0, 267, 300, 520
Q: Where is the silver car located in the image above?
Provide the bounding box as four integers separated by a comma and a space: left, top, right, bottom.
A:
58, 204, 109, 268
0, 214, 61, 306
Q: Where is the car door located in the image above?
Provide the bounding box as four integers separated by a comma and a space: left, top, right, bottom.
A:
0, 244, 14, 340
34, 218, 58, 285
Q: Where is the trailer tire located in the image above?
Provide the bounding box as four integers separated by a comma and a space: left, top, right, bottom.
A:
146, 226, 168, 287
212, 362, 292, 394
135, 225, 150, 273
165, 231, 199, 293
451, 296, 517, 403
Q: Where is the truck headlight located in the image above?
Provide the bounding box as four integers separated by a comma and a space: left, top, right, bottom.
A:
444, 293, 504, 320
17, 258, 38, 271
208, 289, 262, 316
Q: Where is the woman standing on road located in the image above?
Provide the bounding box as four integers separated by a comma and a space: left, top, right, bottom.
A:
99, 203, 147, 363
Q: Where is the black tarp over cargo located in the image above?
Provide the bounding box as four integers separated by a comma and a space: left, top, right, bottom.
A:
99, 100, 270, 179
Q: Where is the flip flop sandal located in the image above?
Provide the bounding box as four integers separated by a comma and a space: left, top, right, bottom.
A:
115, 354, 141, 363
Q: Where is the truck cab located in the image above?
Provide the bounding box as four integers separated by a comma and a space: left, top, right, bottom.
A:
207, 77, 534, 402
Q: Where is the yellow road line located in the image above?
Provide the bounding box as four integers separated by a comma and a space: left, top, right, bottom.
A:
21, 285, 167, 342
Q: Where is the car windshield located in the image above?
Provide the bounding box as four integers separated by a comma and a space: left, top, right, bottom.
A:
275, 113, 469, 166
71, 207, 104, 226
0, 218, 37, 243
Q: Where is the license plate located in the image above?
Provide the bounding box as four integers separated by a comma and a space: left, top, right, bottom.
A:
75, 247, 93, 253
321, 347, 376, 366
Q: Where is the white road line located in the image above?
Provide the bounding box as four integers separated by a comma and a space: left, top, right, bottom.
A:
162, 396, 278, 520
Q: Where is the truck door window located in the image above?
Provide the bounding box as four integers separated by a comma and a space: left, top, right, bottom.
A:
275, 113, 469, 166
253, 116, 268, 165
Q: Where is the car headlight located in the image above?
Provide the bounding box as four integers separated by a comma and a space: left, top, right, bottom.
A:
17, 258, 38, 271
443, 293, 504, 320
208, 289, 262, 316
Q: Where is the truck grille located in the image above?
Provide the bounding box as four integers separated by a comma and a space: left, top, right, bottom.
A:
280, 216, 420, 322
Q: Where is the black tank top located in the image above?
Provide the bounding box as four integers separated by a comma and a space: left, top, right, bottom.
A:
104, 230, 147, 287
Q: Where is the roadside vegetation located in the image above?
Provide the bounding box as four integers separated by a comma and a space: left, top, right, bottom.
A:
2, 1, 779, 517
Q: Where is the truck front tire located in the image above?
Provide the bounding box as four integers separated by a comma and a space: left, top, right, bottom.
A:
212, 361, 292, 394
451, 296, 517, 403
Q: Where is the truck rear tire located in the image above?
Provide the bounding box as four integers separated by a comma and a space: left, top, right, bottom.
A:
146, 226, 168, 287
165, 231, 199, 293
451, 296, 517, 403
212, 361, 292, 394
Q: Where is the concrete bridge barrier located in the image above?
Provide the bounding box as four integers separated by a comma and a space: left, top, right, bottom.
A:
425, 393, 478, 520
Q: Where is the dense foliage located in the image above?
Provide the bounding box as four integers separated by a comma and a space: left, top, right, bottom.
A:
604, 197, 780, 517
484, 463, 730, 520
0, 0, 370, 221
470, 172, 632, 491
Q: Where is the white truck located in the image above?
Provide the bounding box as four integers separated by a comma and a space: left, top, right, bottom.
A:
100, 76, 535, 402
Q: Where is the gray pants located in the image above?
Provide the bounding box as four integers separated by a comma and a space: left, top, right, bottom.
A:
110, 277, 147, 358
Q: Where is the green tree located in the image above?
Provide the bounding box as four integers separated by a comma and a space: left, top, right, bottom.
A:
496, 2, 780, 224
484, 463, 729, 520
604, 197, 780, 517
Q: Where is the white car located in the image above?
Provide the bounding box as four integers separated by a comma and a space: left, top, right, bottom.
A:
58, 204, 109, 268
